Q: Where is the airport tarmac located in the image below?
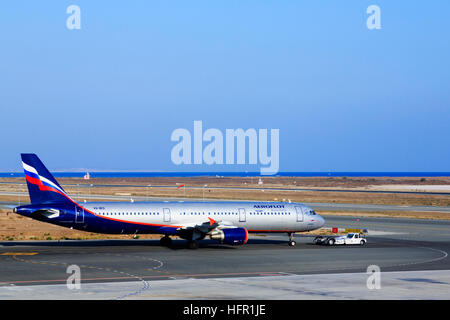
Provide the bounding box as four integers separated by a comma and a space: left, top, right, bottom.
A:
2, 270, 449, 300
0, 215, 449, 299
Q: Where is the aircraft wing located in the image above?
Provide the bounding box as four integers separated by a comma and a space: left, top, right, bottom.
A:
175, 217, 247, 243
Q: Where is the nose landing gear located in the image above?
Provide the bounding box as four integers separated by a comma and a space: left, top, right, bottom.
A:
288, 232, 296, 246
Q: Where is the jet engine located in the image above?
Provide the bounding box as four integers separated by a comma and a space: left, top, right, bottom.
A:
209, 227, 248, 245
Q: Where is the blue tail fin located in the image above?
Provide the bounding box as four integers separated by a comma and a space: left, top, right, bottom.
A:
21, 154, 73, 204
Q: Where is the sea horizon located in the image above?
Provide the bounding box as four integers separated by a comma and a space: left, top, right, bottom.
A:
1, 171, 450, 178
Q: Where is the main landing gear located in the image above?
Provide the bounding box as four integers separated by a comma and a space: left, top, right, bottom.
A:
160, 235, 199, 249
160, 235, 172, 247
288, 232, 296, 247
187, 240, 199, 250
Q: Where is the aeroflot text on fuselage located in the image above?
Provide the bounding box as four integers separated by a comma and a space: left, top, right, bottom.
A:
254, 205, 285, 208
170, 121, 279, 175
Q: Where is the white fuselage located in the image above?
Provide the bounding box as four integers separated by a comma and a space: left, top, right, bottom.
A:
81, 201, 325, 233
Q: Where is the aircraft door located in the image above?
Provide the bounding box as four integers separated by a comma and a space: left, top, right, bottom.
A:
239, 208, 246, 222
75, 206, 84, 223
163, 208, 171, 222
294, 206, 304, 222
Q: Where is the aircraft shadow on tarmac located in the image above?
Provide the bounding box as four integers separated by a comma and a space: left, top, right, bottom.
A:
0, 238, 294, 250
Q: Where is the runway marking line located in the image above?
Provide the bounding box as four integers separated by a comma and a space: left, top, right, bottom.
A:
0, 252, 38, 256
6, 252, 155, 300
0, 271, 293, 286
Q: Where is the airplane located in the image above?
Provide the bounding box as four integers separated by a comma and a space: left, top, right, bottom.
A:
13, 154, 325, 249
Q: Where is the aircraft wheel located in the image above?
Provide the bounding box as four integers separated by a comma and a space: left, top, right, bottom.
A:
187, 240, 199, 250
288, 240, 296, 247
160, 236, 172, 247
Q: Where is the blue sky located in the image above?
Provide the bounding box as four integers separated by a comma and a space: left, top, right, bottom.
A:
0, 1, 449, 173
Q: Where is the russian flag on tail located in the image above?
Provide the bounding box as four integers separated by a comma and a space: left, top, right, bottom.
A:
21, 154, 72, 204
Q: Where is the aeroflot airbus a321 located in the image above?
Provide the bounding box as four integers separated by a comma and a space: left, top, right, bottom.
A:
13, 154, 325, 249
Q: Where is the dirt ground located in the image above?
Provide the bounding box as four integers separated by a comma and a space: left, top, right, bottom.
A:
2, 176, 450, 207
319, 210, 450, 220
2, 175, 450, 190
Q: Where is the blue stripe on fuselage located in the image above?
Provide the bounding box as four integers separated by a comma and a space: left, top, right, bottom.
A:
80, 211, 179, 235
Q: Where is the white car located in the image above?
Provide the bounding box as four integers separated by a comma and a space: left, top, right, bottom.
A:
314, 233, 367, 246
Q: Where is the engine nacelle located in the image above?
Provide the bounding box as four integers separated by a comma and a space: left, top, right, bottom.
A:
209, 227, 248, 245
